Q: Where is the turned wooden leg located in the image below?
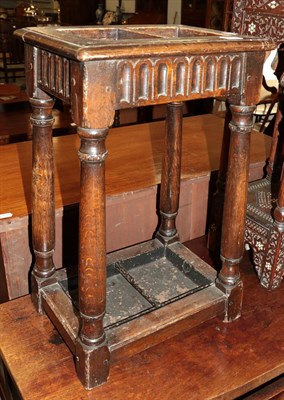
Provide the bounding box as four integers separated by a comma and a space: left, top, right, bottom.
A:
75, 127, 110, 389
207, 102, 231, 252
216, 104, 255, 322
156, 102, 183, 245
30, 97, 56, 314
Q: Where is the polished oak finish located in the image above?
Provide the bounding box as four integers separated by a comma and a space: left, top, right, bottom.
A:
1, 237, 284, 399
15, 24, 274, 388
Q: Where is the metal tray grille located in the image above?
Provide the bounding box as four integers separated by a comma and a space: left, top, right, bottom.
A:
60, 242, 211, 329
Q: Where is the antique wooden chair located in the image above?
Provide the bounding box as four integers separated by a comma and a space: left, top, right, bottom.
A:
208, 0, 284, 290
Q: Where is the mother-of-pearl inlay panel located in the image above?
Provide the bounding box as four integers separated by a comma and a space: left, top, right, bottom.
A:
232, 0, 284, 43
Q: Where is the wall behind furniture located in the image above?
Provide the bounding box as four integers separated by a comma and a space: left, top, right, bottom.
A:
106, 0, 135, 13
168, 0, 181, 24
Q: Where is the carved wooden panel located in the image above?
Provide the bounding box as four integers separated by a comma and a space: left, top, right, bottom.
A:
37, 49, 71, 102
117, 54, 243, 107
35, 49, 245, 107
232, 0, 284, 42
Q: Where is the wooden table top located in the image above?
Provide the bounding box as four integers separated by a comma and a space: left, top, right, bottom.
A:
16, 25, 275, 60
0, 114, 271, 219
0, 237, 283, 400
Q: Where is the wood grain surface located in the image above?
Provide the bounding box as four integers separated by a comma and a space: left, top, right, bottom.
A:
0, 114, 271, 219
0, 237, 283, 400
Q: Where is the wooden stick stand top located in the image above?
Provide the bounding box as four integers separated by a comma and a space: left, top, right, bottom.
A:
15, 25, 275, 389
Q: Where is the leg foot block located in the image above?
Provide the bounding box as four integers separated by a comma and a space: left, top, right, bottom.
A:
31, 271, 56, 314
75, 339, 110, 390
216, 278, 243, 322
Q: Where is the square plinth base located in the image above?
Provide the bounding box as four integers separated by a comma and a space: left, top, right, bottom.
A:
40, 239, 226, 363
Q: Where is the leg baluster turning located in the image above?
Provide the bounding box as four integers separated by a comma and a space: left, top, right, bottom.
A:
30, 97, 56, 314
75, 127, 110, 389
156, 102, 183, 245
216, 104, 255, 322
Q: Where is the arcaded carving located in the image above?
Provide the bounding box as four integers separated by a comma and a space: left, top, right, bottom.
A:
35, 48, 244, 107
37, 49, 71, 101
117, 54, 243, 106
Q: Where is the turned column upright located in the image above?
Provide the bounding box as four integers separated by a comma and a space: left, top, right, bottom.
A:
75, 126, 110, 389
30, 96, 56, 313
156, 102, 183, 245
216, 104, 255, 322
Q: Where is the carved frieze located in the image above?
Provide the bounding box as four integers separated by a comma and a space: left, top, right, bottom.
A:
36, 48, 244, 107
117, 54, 243, 107
37, 49, 71, 102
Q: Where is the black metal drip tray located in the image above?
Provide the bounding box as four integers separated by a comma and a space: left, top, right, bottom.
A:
59, 240, 212, 329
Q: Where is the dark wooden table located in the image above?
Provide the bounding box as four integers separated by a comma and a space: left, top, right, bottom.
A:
1, 237, 284, 400
15, 24, 275, 389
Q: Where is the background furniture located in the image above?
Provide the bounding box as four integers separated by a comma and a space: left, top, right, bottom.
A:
128, 0, 167, 24
233, 0, 283, 135
181, 0, 233, 30
58, 0, 100, 25
246, 88, 284, 285
208, 0, 284, 290
239, 0, 284, 289
0, 19, 25, 83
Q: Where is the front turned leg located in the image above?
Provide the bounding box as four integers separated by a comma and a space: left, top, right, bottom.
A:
75, 127, 110, 389
216, 105, 255, 322
156, 102, 183, 245
30, 97, 56, 314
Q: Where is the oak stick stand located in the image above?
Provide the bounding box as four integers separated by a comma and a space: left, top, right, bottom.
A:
15, 25, 275, 389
